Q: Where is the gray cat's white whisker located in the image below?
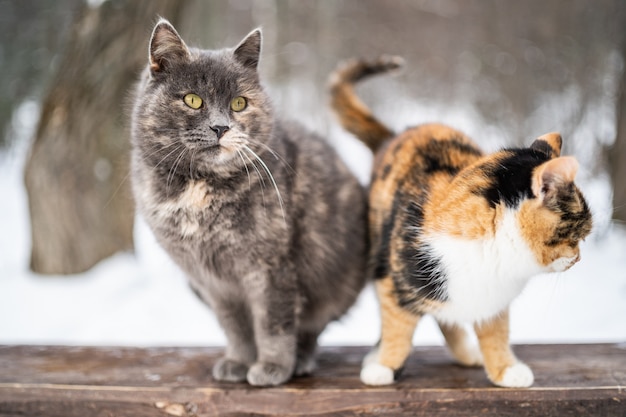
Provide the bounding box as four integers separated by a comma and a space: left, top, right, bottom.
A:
143, 140, 186, 166
243, 149, 266, 188
248, 139, 280, 159
243, 145, 286, 222
240, 147, 267, 205
189, 148, 199, 179
149, 143, 185, 172
166, 147, 188, 196
248, 139, 296, 175
236, 149, 252, 189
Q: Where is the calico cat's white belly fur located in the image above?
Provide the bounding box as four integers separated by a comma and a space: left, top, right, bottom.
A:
426, 209, 544, 325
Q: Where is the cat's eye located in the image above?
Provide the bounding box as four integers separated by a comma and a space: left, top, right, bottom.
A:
184, 93, 203, 109
230, 96, 247, 112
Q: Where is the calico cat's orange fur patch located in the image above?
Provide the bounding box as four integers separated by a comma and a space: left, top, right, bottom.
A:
474, 311, 533, 387
376, 276, 421, 370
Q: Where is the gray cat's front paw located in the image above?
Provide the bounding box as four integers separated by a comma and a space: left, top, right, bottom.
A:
212, 358, 249, 383
247, 362, 293, 386
294, 356, 317, 376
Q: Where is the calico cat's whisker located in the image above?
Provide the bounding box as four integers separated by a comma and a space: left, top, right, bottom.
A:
244, 145, 286, 222
551, 272, 565, 302
608, 203, 626, 215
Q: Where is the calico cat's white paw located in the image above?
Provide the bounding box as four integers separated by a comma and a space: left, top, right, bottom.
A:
494, 362, 534, 388
362, 347, 380, 367
361, 363, 395, 385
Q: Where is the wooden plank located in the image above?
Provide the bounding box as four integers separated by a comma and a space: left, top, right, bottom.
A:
0, 344, 624, 416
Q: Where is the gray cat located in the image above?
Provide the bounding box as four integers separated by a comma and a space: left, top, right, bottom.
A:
130, 19, 367, 386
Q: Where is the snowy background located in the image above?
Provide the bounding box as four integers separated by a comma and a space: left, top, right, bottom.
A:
1, 99, 625, 348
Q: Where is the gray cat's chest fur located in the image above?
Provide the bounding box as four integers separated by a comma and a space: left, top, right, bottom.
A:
137, 142, 288, 289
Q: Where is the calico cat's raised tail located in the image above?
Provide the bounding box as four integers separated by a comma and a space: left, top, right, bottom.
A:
329, 56, 403, 152
330, 57, 592, 388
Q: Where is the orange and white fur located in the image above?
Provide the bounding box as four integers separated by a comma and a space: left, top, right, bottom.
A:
330, 56, 592, 387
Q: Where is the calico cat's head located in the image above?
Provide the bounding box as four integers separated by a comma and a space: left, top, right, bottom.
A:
132, 19, 272, 177
486, 133, 593, 272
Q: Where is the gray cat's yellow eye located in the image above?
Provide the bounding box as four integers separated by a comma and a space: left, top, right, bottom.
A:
230, 96, 247, 112
184, 93, 203, 109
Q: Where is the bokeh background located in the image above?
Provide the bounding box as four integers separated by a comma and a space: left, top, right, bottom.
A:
1, 0, 625, 347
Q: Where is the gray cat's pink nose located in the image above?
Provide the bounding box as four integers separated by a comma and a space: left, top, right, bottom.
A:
211, 125, 230, 139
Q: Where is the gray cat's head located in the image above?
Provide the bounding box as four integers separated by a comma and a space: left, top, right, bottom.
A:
132, 19, 273, 178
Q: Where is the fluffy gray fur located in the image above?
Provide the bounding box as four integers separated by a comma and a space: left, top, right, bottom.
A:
130, 19, 367, 386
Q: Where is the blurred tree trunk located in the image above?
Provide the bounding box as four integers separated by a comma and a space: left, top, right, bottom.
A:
610, 17, 626, 224
611, 65, 626, 224
24, 0, 185, 275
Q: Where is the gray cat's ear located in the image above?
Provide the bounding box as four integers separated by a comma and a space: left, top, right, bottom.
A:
234, 29, 262, 70
149, 18, 190, 74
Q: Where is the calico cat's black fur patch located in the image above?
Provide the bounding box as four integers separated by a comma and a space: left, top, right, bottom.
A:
398, 200, 447, 304
477, 149, 551, 208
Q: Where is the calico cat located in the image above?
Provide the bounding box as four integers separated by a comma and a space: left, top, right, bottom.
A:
329, 56, 592, 387
130, 19, 367, 386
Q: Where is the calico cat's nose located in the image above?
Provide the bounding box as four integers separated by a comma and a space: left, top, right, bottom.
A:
210, 125, 230, 139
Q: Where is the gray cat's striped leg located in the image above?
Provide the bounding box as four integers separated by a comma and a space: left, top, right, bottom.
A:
211, 301, 256, 383
295, 328, 322, 376
246, 270, 298, 386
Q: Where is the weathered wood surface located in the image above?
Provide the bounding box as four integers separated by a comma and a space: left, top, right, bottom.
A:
0, 344, 624, 416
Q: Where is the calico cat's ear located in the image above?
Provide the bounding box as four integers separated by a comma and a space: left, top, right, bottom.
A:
532, 156, 579, 200
149, 19, 190, 74
234, 29, 262, 70
530, 132, 562, 158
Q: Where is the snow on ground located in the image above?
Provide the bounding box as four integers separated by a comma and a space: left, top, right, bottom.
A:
1, 106, 625, 348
